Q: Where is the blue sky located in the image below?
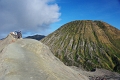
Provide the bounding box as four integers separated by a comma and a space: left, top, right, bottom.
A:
50, 0, 120, 33
0, 0, 120, 38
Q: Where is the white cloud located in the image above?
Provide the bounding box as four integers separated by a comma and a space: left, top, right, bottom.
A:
0, 0, 61, 38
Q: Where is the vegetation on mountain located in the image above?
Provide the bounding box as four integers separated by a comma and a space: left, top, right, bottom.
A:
41, 20, 120, 73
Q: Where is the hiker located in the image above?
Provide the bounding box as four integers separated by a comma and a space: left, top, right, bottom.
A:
17, 31, 22, 39
15, 31, 22, 39
10, 32, 17, 38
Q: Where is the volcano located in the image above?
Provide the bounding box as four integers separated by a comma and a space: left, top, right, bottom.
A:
41, 20, 120, 73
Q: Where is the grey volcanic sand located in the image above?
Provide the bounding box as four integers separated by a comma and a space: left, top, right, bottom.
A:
0, 36, 88, 80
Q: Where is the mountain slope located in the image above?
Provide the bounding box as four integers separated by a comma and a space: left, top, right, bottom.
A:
0, 34, 17, 51
0, 34, 88, 80
41, 20, 120, 73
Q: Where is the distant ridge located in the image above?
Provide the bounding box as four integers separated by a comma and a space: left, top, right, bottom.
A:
25, 34, 45, 40
41, 20, 120, 73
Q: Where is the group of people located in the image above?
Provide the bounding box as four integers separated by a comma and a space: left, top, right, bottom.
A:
11, 31, 22, 39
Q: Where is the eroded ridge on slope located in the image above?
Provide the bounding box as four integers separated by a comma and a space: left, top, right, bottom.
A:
41, 20, 120, 73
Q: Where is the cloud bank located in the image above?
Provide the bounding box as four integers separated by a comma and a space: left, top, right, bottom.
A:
0, 0, 61, 38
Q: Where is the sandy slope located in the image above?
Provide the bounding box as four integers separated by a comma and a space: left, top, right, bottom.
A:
0, 35, 88, 80
70, 66, 120, 80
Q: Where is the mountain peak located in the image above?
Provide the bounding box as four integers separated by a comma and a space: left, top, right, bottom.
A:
41, 20, 120, 73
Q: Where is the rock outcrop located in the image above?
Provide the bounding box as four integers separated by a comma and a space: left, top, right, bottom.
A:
0, 34, 17, 52
0, 34, 88, 80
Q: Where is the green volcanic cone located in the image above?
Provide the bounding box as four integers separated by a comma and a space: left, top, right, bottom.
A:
41, 20, 120, 73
